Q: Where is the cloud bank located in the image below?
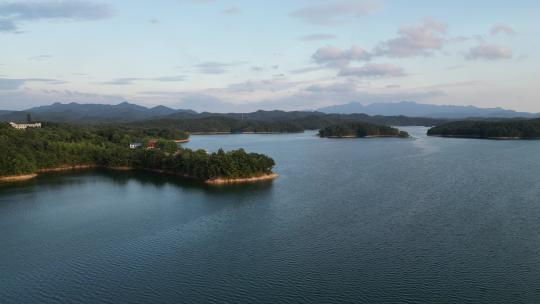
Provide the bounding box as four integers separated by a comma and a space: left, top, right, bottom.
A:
0, 1, 113, 32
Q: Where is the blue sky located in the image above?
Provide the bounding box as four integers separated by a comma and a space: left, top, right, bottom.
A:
0, 0, 538, 112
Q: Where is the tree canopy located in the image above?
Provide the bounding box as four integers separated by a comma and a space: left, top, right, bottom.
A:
319, 122, 409, 138
0, 123, 275, 180
427, 120, 540, 138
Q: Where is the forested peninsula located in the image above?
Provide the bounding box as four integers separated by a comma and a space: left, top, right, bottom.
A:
427, 120, 540, 139
132, 112, 440, 134
319, 122, 410, 138
0, 123, 276, 184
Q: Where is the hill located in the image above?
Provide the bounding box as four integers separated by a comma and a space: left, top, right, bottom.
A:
133, 111, 444, 133
427, 119, 540, 139
0, 102, 446, 131
0, 122, 275, 183
0, 102, 195, 123
319, 122, 409, 138
318, 101, 538, 119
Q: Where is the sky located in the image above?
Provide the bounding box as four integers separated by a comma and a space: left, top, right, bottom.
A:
0, 0, 539, 112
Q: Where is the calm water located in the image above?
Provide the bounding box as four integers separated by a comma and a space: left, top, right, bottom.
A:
2, 127, 540, 303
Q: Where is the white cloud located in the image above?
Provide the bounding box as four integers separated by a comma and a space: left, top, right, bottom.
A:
306, 81, 358, 94
0, 78, 25, 90
339, 63, 405, 78
195, 61, 245, 74
226, 78, 303, 93
466, 44, 512, 60
0, 1, 113, 32
291, 0, 380, 25
0, 88, 124, 110
152, 75, 186, 82
100, 76, 186, 85
491, 24, 515, 36
0, 77, 66, 90
28, 54, 53, 61
374, 19, 447, 57
289, 66, 325, 74
309, 19, 450, 78
222, 6, 240, 15
0, 18, 16, 31
312, 46, 371, 67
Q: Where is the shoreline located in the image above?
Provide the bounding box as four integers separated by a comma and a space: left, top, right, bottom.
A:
428, 134, 540, 140
0, 165, 277, 185
142, 169, 278, 185
190, 131, 304, 135
174, 139, 190, 143
205, 173, 279, 184
37, 164, 97, 173
0, 174, 38, 183
321, 135, 408, 139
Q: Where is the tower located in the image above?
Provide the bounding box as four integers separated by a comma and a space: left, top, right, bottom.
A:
27, 113, 31, 123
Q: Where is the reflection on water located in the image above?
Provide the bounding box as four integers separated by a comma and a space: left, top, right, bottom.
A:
402, 126, 442, 156
0, 168, 275, 196
100, 168, 276, 194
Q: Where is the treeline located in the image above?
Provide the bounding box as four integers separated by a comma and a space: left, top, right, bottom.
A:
0, 123, 275, 180
132, 148, 274, 180
0, 123, 128, 175
427, 119, 540, 138
319, 122, 409, 138
1, 106, 447, 128
132, 112, 441, 134
94, 126, 189, 144
133, 117, 305, 133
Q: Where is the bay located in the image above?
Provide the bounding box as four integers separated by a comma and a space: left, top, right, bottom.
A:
2, 127, 540, 303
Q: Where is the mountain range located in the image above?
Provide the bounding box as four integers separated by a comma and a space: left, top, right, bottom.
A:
0, 102, 195, 123
317, 101, 539, 119
0, 101, 537, 124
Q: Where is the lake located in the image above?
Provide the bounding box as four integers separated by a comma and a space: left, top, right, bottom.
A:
2, 127, 540, 303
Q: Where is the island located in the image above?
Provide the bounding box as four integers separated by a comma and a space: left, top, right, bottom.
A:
427, 120, 540, 139
0, 122, 277, 184
318, 122, 410, 138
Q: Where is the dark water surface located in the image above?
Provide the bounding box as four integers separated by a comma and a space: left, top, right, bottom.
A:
2, 127, 540, 303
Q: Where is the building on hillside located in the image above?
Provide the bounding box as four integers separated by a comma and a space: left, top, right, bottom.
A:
146, 140, 157, 149
9, 122, 42, 130
129, 143, 142, 149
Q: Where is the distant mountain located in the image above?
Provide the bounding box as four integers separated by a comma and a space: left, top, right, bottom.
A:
149, 105, 178, 116
0, 102, 196, 123
136, 110, 445, 130
318, 101, 539, 119
2, 101, 534, 126
0, 102, 449, 128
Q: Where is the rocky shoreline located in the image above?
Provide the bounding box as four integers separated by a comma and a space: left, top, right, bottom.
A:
0, 165, 278, 185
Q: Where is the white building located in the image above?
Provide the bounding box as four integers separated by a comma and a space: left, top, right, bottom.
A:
9, 122, 42, 130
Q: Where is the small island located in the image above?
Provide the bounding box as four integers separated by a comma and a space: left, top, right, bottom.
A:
319, 122, 409, 138
0, 122, 277, 184
427, 120, 540, 139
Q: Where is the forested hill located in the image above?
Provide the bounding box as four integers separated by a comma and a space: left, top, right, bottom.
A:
131, 116, 306, 133
319, 122, 409, 138
129, 112, 443, 133
0, 102, 195, 124
0, 102, 445, 131
427, 119, 540, 139
0, 123, 275, 181
318, 101, 539, 119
